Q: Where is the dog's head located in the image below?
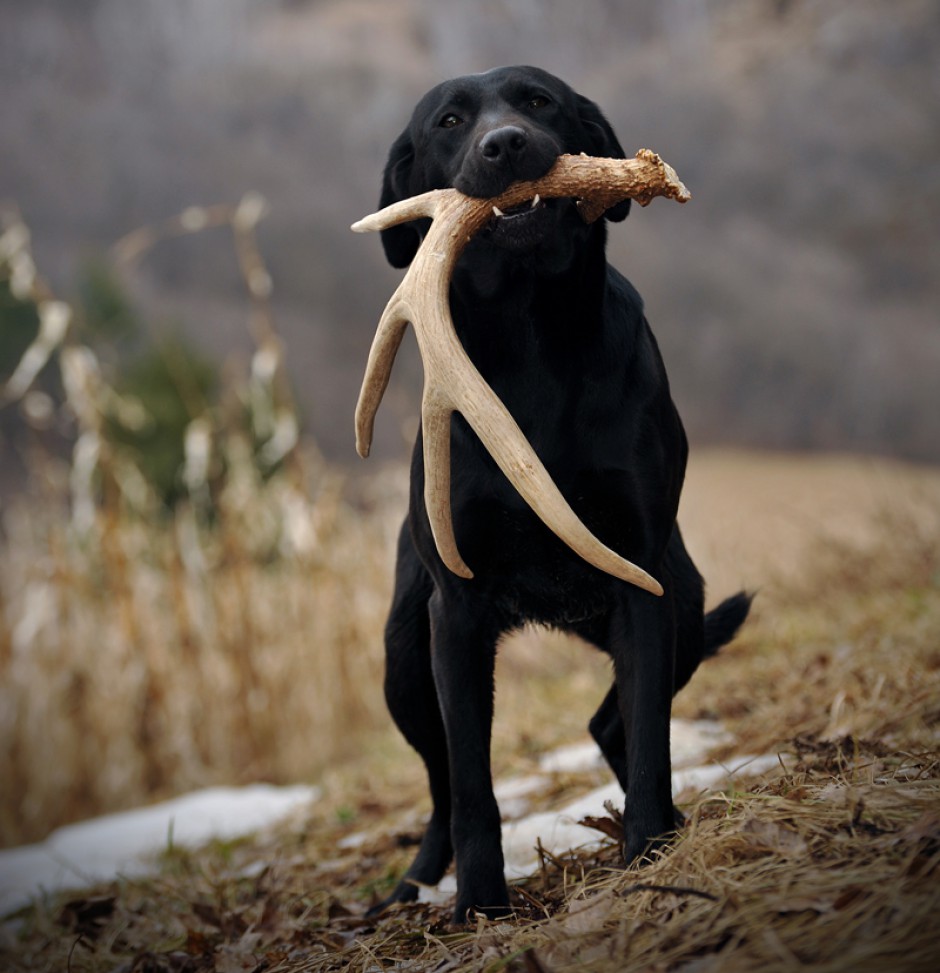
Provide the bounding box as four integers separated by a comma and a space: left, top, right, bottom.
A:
379, 66, 630, 274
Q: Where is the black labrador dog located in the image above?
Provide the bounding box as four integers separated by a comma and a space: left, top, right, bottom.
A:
369, 66, 750, 923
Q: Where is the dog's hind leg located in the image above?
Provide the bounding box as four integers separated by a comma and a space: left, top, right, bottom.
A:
588, 680, 686, 828
367, 524, 454, 916
589, 683, 629, 791
610, 585, 680, 864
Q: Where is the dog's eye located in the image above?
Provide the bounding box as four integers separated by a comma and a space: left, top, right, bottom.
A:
527, 95, 551, 109
439, 113, 463, 129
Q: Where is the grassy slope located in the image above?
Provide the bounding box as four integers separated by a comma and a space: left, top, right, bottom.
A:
2, 451, 939, 972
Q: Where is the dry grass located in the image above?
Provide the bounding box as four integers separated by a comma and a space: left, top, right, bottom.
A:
0, 445, 624, 847
2, 468, 938, 972
0, 454, 404, 847
0, 204, 408, 849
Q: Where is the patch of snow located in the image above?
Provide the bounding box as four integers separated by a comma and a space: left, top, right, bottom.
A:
537, 719, 733, 776
420, 739, 783, 897
336, 830, 369, 850
0, 722, 783, 918
538, 741, 606, 775
494, 774, 546, 802
494, 774, 546, 820
503, 752, 781, 879
672, 752, 782, 794
0, 784, 318, 917
502, 782, 624, 878
418, 873, 457, 906
670, 719, 734, 766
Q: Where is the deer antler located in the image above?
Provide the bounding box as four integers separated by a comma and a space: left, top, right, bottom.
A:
352, 150, 690, 596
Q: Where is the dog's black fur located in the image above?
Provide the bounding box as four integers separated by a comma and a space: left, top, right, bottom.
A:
370, 66, 751, 923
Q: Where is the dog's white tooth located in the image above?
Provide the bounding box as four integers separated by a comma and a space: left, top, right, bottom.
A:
530, 194, 540, 208
492, 206, 505, 217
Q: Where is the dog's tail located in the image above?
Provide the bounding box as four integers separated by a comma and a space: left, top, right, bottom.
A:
703, 591, 754, 658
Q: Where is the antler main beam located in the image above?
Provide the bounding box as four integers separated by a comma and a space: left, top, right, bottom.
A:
352, 150, 690, 596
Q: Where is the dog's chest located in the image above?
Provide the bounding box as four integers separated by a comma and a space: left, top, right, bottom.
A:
437, 290, 652, 625
447, 435, 640, 627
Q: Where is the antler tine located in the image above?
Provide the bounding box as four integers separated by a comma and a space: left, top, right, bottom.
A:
421, 387, 472, 578
354, 298, 408, 458
350, 189, 446, 235
353, 151, 688, 594
353, 190, 452, 458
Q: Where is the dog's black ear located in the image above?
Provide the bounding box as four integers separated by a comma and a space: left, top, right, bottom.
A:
576, 94, 631, 223
378, 128, 425, 268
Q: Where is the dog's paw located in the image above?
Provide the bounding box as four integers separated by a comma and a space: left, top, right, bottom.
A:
365, 880, 419, 919
452, 898, 513, 925
623, 806, 682, 866
623, 830, 675, 867
451, 877, 512, 925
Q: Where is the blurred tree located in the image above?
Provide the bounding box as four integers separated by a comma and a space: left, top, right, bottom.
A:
0, 276, 41, 384
76, 255, 141, 353
1, 255, 220, 508
105, 333, 217, 509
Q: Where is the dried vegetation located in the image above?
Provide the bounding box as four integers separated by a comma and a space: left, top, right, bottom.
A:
0, 204, 402, 846
2, 212, 939, 971
4, 515, 938, 972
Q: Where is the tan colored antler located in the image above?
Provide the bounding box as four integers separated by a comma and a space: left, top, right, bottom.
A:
352, 150, 690, 595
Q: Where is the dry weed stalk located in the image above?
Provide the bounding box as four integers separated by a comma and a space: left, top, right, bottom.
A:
0, 205, 401, 845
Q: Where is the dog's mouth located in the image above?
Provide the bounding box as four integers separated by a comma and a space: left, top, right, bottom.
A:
483, 195, 556, 250
490, 194, 546, 221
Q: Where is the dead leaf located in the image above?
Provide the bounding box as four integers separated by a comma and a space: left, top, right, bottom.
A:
183, 928, 214, 957
739, 816, 808, 856
326, 896, 355, 919
553, 889, 617, 936
578, 814, 622, 841
190, 900, 249, 940
190, 901, 223, 929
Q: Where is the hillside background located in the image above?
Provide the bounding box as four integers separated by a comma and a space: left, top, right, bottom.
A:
2, 0, 938, 471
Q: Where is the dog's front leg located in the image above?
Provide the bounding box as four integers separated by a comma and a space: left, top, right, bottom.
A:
613, 585, 679, 864
427, 588, 509, 923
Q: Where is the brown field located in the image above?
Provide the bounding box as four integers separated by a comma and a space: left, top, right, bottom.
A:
2, 446, 939, 972
679, 449, 940, 602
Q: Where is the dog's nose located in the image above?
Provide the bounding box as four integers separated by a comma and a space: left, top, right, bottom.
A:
479, 126, 528, 165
